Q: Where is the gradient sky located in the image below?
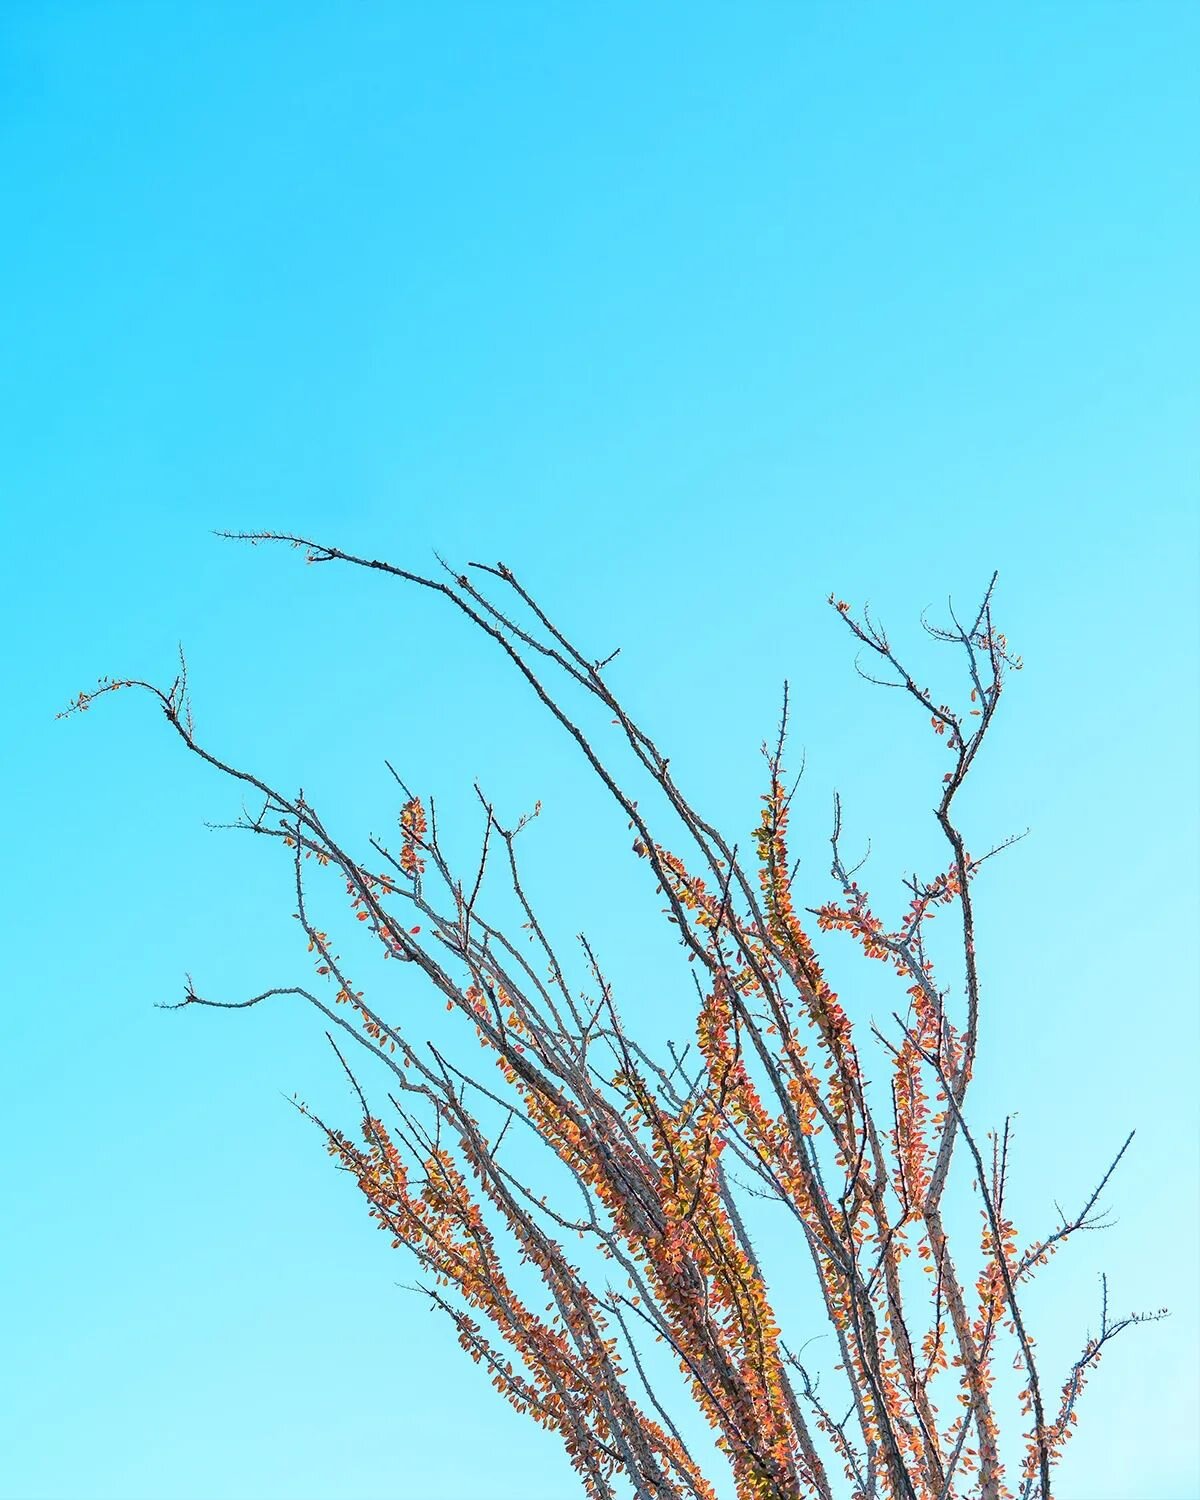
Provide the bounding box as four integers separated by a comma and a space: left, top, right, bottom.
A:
3, 6, 1197, 1499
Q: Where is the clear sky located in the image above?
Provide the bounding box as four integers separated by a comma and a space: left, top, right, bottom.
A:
3, 5, 1197, 1499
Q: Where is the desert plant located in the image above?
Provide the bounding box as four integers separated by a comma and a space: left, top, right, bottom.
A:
61, 534, 1163, 1500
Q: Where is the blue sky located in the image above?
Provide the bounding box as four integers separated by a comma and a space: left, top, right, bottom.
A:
3, 5, 1197, 1498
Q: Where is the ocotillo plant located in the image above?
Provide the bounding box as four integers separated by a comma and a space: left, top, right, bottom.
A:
62, 535, 1162, 1500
